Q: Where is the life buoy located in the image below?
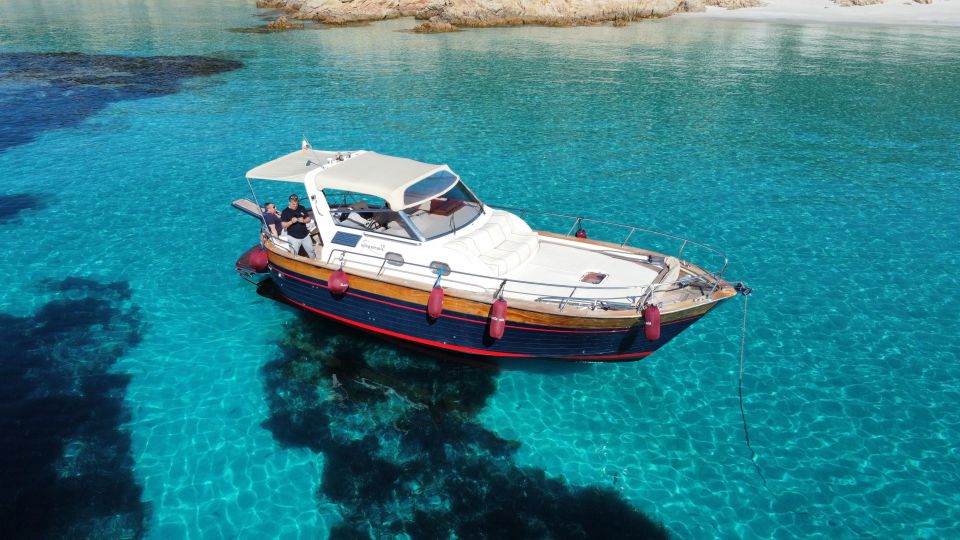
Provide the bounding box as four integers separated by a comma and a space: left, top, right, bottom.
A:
489, 299, 508, 339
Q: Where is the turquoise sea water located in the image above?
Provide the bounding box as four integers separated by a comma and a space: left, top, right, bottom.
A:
1, 1, 958, 537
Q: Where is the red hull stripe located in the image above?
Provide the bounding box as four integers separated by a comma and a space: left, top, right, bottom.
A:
283, 294, 653, 361
570, 351, 653, 360
273, 264, 699, 333
282, 295, 535, 358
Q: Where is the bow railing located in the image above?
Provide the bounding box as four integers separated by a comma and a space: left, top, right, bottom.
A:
492, 204, 729, 281
321, 246, 718, 313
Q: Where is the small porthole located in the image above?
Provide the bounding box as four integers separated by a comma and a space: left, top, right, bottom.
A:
385, 252, 404, 266
430, 261, 451, 276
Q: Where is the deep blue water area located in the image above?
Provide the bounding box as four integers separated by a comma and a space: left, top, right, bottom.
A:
0, 52, 241, 153
0, 193, 47, 223
0, 278, 147, 539
0, 0, 958, 538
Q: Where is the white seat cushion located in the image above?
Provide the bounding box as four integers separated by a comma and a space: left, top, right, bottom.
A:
444, 210, 539, 276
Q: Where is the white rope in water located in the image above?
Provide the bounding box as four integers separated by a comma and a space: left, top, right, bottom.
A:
738, 295, 767, 487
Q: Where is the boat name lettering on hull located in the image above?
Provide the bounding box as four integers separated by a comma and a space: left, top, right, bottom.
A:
361, 240, 386, 253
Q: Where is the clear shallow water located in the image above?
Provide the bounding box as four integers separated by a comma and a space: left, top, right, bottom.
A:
1, 1, 958, 538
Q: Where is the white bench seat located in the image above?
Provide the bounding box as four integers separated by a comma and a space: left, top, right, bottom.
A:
443, 210, 539, 277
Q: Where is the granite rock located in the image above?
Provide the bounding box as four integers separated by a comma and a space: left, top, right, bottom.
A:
704, 0, 766, 9
263, 0, 695, 26
832, 0, 885, 6
413, 20, 460, 32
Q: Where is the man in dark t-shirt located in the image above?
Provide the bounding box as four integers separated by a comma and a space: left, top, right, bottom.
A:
280, 194, 316, 258
262, 202, 282, 237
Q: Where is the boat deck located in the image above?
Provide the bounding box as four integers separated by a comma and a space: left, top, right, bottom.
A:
502, 238, 659, 301
234, 197, 724, 313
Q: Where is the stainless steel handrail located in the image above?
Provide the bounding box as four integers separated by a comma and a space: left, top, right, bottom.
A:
258, 223, 301, 253
316, 247, 712, 311
324, 248, 647, 292
259, 204, 732, 309
298, 197, 728, 277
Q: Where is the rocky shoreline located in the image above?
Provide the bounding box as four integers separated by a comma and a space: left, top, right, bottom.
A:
256, 0, 945, 29
255, 0, 727, 27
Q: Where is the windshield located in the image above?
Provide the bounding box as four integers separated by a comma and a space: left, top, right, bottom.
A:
404, 181, 484, 240
403, 170, 459, 208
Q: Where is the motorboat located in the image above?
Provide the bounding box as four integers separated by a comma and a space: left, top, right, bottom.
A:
234, 146, 747, 362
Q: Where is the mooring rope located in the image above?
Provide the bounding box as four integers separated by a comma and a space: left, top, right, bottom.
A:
738, 295, 767, 487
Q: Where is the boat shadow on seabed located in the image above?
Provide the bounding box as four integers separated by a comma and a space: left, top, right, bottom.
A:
258, 278, 671, 539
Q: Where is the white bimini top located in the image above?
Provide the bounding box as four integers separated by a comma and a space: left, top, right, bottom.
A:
246, 149, 459, 210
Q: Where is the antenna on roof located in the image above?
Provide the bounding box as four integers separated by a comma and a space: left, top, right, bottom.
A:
302, 135, 324, 167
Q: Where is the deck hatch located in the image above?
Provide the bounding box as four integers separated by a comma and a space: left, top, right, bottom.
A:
332, 231, 362, 247
580, 272, 608, 284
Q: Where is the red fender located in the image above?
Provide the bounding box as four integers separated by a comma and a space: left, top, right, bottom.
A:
328, 270, 350, 296
249, 247, 269, 272
489, 299, 508, 339
575, 229, 588, 239
644, 305, 661, 341
427, 286, 444, 319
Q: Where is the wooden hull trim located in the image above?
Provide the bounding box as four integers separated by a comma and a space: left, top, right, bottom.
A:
264, 242, 730, 329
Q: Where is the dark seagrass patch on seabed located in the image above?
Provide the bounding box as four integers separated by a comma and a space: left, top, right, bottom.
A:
0, 52, 243, 153
0, 278, 149, 539
261, 314, 669, 539
0, 193, 48, 224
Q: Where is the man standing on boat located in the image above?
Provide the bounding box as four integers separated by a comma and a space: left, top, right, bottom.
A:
280, 194, 315, 258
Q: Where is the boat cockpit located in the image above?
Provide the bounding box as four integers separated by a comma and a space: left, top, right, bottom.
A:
323, 178, 485, 243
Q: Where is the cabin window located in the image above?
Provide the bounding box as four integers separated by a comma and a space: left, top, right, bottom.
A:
429, 261, 451, 276
405, 181, 484, 240
323, 189, 417, 240
403, 170, 459, 207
